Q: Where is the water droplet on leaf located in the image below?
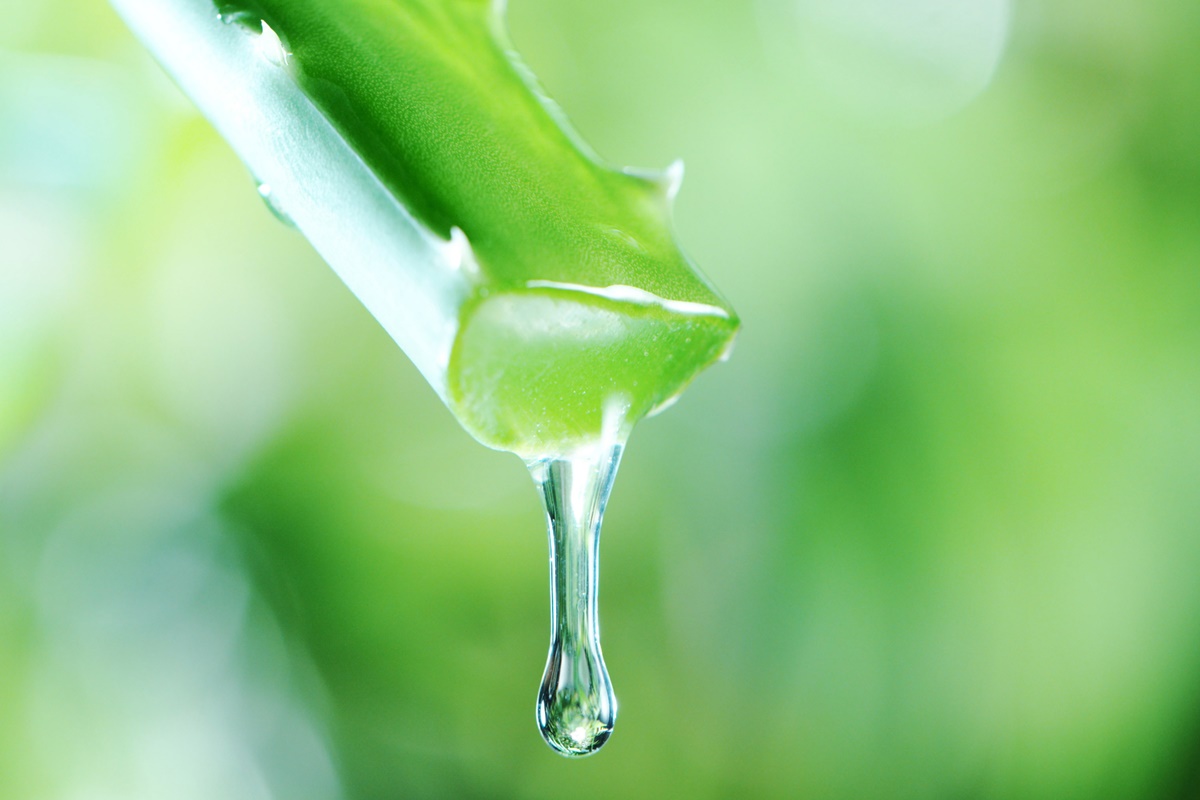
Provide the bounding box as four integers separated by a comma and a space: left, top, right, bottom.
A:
256, 181, 295, 227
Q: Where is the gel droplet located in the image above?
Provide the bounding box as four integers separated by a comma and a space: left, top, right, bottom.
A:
529, 443, 622, 757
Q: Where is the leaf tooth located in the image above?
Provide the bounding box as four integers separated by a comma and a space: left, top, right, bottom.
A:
660, 158, 685, 205
620, 158, 686, 215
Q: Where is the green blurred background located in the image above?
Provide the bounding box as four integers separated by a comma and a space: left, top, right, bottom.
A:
2, 0, 1199, 797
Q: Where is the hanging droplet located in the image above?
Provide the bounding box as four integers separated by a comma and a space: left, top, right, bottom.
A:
529, 443, 622, 757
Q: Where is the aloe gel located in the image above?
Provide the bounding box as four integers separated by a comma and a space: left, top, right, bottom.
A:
110, 0, 738, 755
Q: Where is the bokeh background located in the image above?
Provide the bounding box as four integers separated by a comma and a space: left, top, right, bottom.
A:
2, 0, 1199, 797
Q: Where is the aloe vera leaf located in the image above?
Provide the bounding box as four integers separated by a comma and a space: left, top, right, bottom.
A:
109, 0, 738, 458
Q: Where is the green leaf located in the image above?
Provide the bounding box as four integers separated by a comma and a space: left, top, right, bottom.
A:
111, 0, 738, 457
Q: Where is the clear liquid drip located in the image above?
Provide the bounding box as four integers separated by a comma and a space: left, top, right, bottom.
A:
529, 443, 623, 757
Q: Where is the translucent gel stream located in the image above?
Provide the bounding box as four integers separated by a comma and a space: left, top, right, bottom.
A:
529, 443, 623, 757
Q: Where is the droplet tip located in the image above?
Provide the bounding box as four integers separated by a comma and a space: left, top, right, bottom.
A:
538, 720, 614, 757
